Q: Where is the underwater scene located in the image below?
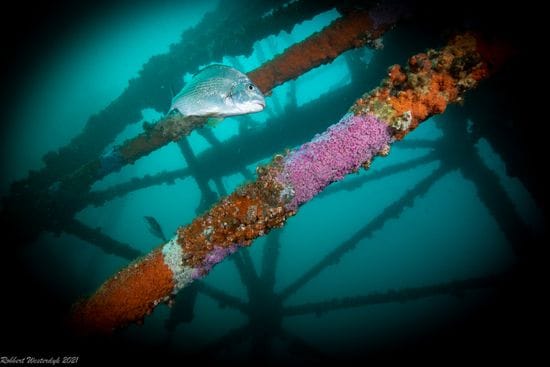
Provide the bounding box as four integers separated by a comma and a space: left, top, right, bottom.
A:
1, 0, 546, 365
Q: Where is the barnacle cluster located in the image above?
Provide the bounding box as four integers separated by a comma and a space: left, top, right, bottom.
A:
177, 160, 294, 269
353, 33, 491, 139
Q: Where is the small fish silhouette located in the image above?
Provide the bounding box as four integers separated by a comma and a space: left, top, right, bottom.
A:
144, 216, 168, 242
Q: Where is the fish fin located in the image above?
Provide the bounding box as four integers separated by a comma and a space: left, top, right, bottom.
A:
165, 83, 179, 116
206, 117, 224, 127
194, 64, 232, 77
169, 84, 176, 100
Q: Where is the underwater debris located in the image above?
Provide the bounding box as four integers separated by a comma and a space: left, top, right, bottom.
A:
70, 32, 505, 334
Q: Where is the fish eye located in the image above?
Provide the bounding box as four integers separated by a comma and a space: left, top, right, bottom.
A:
247, 84, 254, 91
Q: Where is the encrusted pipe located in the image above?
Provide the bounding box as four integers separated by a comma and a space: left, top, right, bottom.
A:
71, 33, 504, 333
248, 8, 397, 92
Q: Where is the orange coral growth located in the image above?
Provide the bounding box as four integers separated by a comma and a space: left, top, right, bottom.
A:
468, 65, 489, 82
178, 191, 265, 267
248, 10, 392, 93
389, 90, 426, 121
387, 73, 452, 139
432, 73, 459, 101
70, 249, 174, 333
408, 52, 431, 73
448, 33, 478, 55
178, 164, 292, 268
354, 32, 498, 141
388, 65, 407, 85
435, 50, 455, 71
386, 70, 458, 137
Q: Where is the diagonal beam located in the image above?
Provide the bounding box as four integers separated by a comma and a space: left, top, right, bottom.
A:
177, 138, 219, 214
63, 218, 143, 260
261, 230, 282, 291
283, 274, 503, 316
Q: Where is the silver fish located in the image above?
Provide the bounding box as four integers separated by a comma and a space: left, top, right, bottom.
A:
169, 64, 265, 118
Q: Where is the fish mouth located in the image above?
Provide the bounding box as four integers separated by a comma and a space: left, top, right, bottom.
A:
241, 100, 265, 113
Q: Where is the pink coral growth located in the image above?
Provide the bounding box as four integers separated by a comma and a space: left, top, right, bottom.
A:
279, 113, 391, 209
195, 244, 239, 277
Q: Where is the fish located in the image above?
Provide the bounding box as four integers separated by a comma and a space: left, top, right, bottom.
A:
144, 216, 167, 243
169, 64, 266, 118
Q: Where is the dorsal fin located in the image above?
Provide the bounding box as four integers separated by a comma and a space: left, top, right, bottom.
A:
192, 64, 242, 81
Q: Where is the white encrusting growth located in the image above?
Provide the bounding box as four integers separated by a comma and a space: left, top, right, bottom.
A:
392, 110, 412, 131
161, 237, 196, 293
